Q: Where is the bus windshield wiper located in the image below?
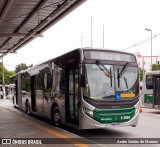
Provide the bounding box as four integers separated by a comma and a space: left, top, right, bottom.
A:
96, 60, 112, 87
123, 77, 129, 89
117, 62, 129, 88
96, 60, 111, 77
119, 62, 129, 78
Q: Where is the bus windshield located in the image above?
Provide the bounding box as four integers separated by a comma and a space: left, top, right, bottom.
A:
115, 65, 138, 92
83, 64, 138, 100
84, 64, 115, 100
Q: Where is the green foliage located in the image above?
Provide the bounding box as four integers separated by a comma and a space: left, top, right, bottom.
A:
139, 67, 145, 81
152, 64, 160, 71
0, 63, 15, 84
15, 63, 33, 73
0, 62, 33, 85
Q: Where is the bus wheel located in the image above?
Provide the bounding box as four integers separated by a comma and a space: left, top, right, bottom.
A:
13, 97, 15, 104
26, 101, 30, 116
52, 107, 61, 126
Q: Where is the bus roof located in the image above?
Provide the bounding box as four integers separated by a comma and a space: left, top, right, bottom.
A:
44, 47, 136, 65
145, 70, 160, 75
16, 48, 137, 74
82, 47, 136, 56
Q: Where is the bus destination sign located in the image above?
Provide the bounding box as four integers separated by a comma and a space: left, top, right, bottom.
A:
84, 51, 135, 62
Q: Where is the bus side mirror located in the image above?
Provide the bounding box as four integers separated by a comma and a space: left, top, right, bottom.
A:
81, 74, 86, 87
140, 86, 142, 90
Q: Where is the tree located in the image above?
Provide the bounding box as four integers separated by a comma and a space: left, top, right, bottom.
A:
15, 63, 33, 73
152, 64, 160, 71
0, 63, 15, 84
139, 67, 145, 82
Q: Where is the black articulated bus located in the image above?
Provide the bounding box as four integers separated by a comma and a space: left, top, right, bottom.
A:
13, 48, 140, 129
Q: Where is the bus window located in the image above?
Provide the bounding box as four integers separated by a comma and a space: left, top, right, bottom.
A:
115, 66, 138, 93
146, 75, 153, 89
0, 86, 3, 99
84, 64, 115, 100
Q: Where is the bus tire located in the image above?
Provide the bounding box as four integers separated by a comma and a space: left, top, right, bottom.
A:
52, 107, 61, 127
13, 97, 15, 104
26, 101, 30, 116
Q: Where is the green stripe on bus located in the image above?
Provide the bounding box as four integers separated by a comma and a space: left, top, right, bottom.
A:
144, 94, 153, 104
93, 107, 135, 124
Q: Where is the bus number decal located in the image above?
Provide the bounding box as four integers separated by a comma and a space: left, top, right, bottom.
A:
121, 116, 130, 120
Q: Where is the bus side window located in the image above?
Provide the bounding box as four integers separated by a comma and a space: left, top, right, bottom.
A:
146, 75, 153, 89
53, 66, 65, 95
140, 86, 142, 90
60, 69, 65, 94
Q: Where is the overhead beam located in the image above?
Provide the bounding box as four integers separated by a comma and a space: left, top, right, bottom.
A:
40, 0, 86, 33
0, 0, 48, 50
0, 0, 87, 58
11, 0, 87, 53
0, 33, 27, 37
0, 33, 43, 38
16, 0, 48, 32
0, 0, 14, 23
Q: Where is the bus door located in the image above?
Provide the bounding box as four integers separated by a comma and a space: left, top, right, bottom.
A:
66, 68, 79, 127
153, 76, 160, 108
31, 76, 36, 112
15, 80, 18, 105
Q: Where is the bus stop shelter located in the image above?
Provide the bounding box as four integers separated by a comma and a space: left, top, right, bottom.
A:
0, 0, 86, 58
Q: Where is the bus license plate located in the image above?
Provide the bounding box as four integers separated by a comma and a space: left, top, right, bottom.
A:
111, 123, 121, 127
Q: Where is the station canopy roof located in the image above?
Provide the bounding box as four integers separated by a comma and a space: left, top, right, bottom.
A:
0, 0, 86, 58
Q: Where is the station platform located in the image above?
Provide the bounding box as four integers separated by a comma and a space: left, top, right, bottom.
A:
0, 99, 96, 147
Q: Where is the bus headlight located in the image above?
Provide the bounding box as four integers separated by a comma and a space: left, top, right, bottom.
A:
83, 107, 93, 118
134, 100, 140, 114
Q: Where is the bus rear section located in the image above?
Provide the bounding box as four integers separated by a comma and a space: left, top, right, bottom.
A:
142, 71, 160, 109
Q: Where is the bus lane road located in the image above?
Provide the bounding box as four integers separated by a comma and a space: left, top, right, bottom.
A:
1, 99, 160, 147
0, 99, 98, 147
70, 108, 160, 147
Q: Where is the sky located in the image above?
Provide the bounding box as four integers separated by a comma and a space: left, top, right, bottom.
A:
3, 0, 160, 71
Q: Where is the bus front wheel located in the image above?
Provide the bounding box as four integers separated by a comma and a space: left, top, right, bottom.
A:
52, 107, 61, 127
